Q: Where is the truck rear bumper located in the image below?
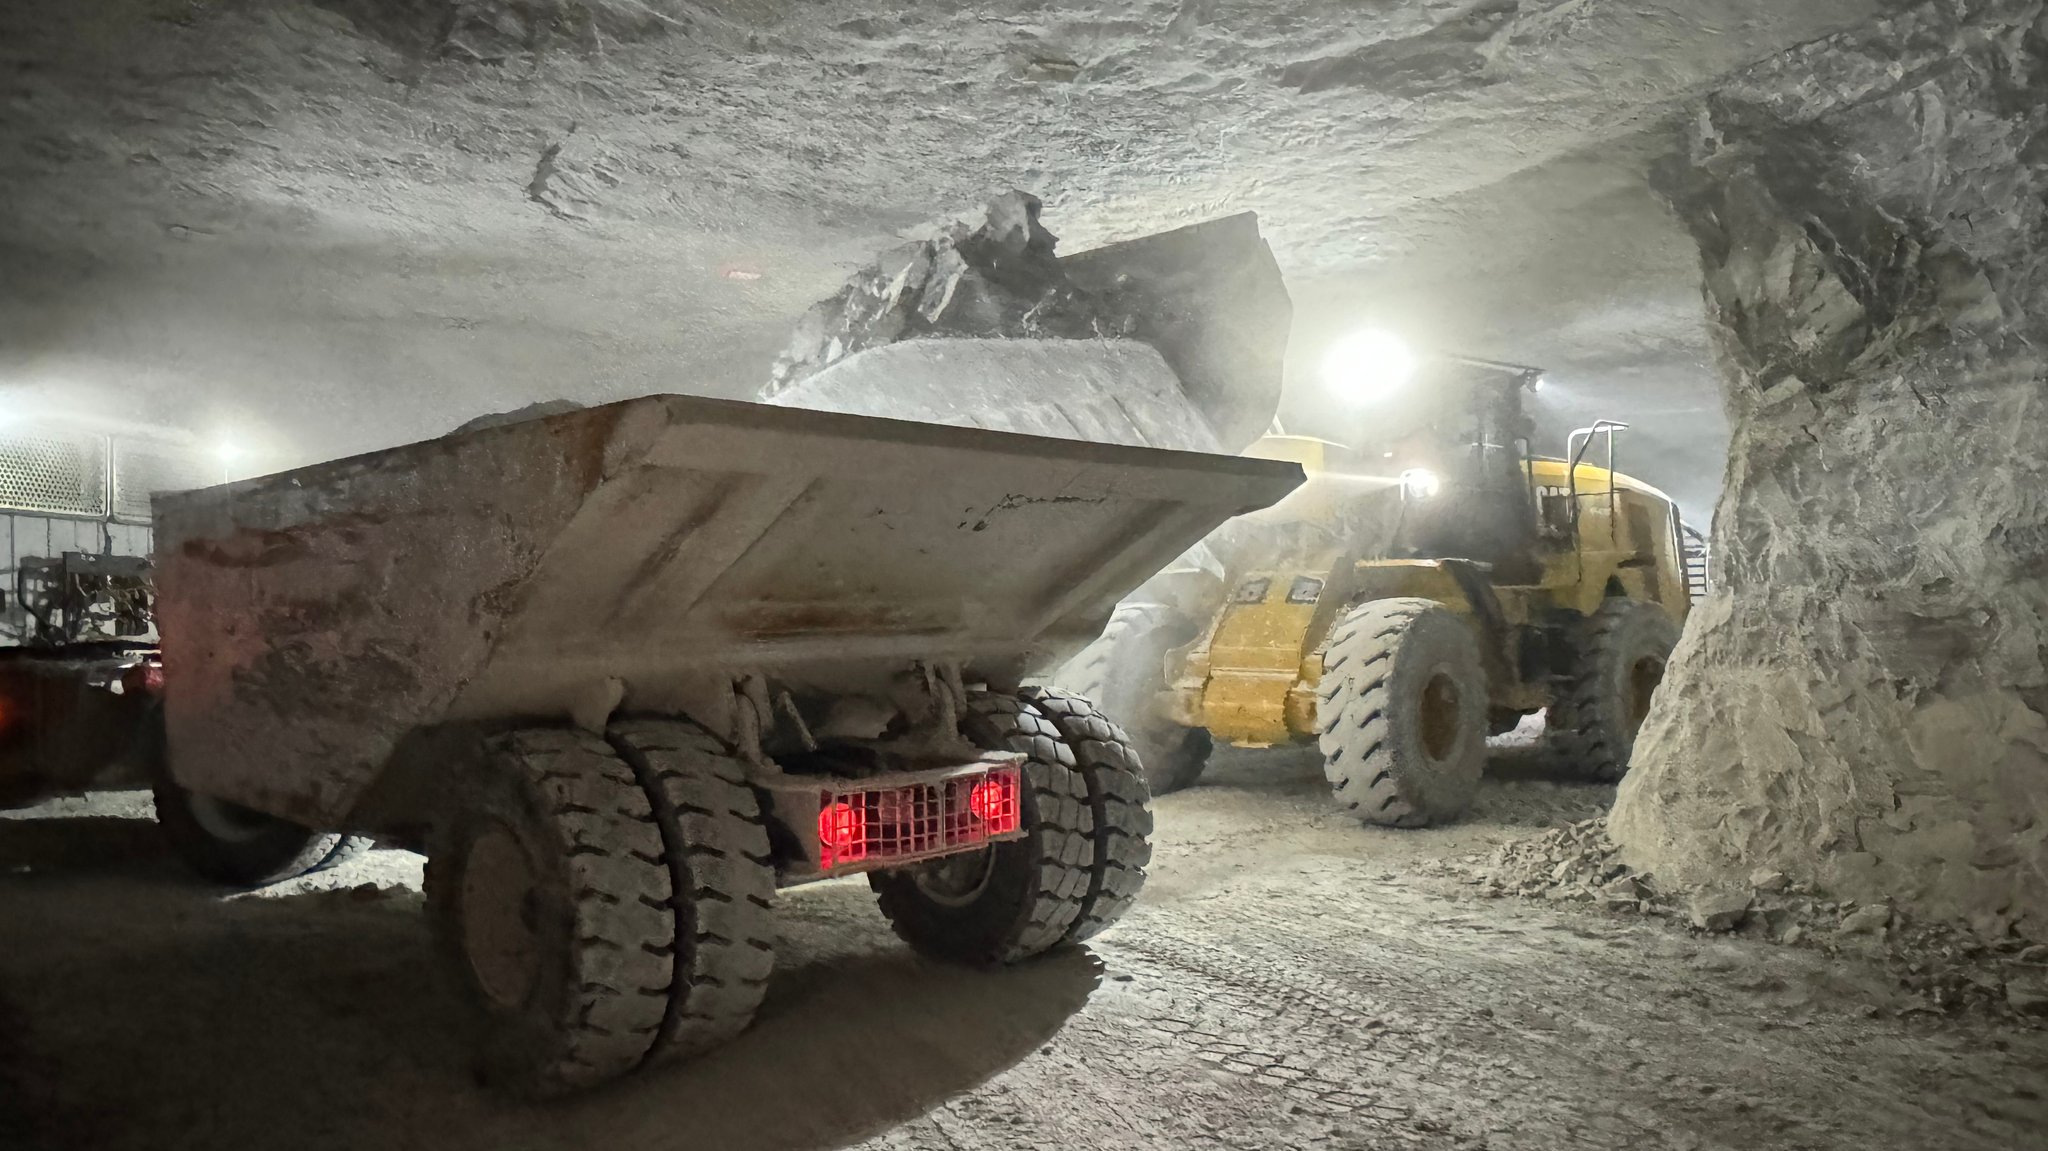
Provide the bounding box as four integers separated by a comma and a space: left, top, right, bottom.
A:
758, 752, 1028, 886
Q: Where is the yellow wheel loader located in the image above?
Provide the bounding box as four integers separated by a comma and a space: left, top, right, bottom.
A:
1064, 358, 1697, 826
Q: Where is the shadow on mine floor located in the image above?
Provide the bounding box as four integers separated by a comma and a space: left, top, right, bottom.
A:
0, 813, 1102, 1151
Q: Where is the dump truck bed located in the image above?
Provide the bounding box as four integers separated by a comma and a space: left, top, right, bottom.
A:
152, 394, 1302, 826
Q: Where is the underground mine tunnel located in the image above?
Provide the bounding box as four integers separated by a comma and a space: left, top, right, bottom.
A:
1, 1, 2044, 1148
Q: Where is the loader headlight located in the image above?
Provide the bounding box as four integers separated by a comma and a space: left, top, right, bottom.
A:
1400, 468, 1441, 500
1321, 329, 1417, 403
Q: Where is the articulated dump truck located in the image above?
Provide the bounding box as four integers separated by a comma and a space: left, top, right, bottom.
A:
151, 393, 1302, 1095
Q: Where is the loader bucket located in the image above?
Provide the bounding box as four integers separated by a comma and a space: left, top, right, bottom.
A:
766, 212, 1291, 456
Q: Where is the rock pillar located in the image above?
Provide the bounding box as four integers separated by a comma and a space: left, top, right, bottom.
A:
1610, 1, 2048, 940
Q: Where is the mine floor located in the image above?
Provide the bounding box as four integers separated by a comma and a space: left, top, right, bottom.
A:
4, 748, 2044, 1151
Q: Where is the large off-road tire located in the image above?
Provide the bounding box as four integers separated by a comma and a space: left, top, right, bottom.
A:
1315, 598, 1488, 827
871, 693, 1094, 964
145, 716, 372, 888
1020, 687, 1153, 942
1060, 602, 1212, 794
424, 728, 675, 1096
606, 720, 778, 1063
1549, 598, 1682, 782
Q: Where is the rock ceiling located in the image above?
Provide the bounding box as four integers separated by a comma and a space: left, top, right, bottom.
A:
1, 0, 1894, 516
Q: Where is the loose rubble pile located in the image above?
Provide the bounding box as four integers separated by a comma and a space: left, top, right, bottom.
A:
1441, 818, 2048, 1023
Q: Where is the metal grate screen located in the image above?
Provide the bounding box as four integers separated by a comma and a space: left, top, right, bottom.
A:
113, 440, 217, 522
817, 764, 1022, 872
0, 428, 109, 517
1682, 526, 1712, 603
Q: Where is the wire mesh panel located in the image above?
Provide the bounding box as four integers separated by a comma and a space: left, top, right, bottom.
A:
113, 440, 217, 523
808, 762, 1024, 876
0, 428, 109, 518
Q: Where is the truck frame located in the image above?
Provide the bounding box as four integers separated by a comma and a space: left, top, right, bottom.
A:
150, 393, 1301, 1094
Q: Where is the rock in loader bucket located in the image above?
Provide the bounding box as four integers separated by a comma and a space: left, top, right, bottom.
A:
150, 393, 1302, 1095
765, 209, 1291, 457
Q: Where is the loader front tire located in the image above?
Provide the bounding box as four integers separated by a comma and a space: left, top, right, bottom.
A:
871, 693, 1094, 964
1060, 602, 1211, 794
1550, 598, 1682, 782
425, 729, 675, 1096
1020, 688, 1154, 942
1316, 598, 1488, 827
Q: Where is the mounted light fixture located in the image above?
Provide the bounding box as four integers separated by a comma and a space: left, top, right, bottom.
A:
1321, 329, 1418, 404
213, 439, 245, 482
1400, 468, 1441, 500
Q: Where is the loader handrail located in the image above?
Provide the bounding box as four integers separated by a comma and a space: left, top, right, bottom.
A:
1566, 420, 1632, 549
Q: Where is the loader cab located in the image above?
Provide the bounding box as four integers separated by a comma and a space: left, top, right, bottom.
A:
1525, 455, 1690, 621
1524, 414, 1690, 622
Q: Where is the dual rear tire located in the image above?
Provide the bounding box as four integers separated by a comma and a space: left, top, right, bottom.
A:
425, 725, 775, 1096
870, 690, 1153, 962
427, 692, 1151, 1094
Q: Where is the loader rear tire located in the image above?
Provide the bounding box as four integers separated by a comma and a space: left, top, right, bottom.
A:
1020, 688, 1154, 942
1550, 599, 1681, 782
1060, 602, 1211, 794
871, 693, 1094, 964
606, 720, 778, 1064
425, 729, 675, 1096
1316, 598, 1488, 827
146, 717, 373, 888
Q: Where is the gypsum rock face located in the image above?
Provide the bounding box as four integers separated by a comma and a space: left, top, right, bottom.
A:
1610, 0, 2048, 942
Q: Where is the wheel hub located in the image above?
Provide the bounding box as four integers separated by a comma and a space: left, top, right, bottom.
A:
1418, 671, 1463, 763
460, 826, 542, 1011
1628, 655, 1667, 731
912, 846, 998, 907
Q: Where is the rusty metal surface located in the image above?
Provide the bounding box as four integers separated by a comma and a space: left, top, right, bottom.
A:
152, 395, 1302, 827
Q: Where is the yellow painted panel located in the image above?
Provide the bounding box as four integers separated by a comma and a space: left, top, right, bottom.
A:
1204, 670, 1299, 745
1198, 570, 1323, 744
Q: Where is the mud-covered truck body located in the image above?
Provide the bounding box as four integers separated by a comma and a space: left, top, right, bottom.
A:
151, 393, 1301, 1094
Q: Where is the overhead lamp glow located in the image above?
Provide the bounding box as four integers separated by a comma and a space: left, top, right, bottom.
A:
1400, 468, 1441, 500
214, 439, 247, 482
1321, 329, 1419, 403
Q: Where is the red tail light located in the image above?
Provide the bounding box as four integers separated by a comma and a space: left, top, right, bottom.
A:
805, 762, 1025, 877
968, 774, 1020, 834
121, 663, 165, 697
818, 801, 867, 868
